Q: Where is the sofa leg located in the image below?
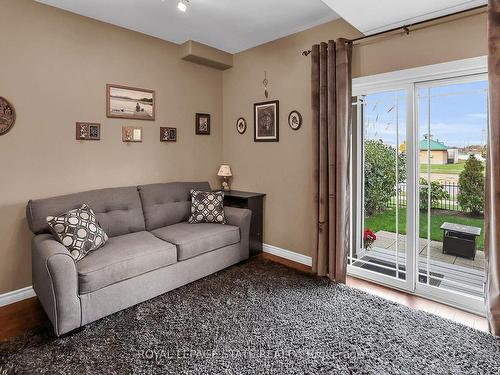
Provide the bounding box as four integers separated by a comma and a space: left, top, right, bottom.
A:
56, 326, 85, 338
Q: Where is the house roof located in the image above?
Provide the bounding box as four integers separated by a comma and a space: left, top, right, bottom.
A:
419, 139, 448, 151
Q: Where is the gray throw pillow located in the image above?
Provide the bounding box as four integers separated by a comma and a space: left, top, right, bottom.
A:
188, 189, 226, 224
46, 204, 108, 261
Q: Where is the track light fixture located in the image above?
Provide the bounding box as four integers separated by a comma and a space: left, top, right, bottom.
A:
177, 0, 189, 12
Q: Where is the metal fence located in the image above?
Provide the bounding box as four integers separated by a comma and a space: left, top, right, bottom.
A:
388, 182, 460, 211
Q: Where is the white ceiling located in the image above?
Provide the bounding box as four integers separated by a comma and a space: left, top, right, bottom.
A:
35, 0, 339, 53
321, 0, 487, 35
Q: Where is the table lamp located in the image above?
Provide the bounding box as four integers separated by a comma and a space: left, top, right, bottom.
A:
217, 164, 232, 191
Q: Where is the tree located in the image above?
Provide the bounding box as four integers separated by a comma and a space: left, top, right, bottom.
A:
458, 154, 484, 216
364, 139, 406, 216
419, 178, 449, 211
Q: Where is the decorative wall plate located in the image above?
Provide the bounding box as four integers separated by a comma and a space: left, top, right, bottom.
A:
160, 127, 177, 142
236, 117, 247, 134
122, 126, 143, 142
288, 110, 302, 130
76, 122, 101, 140
0, 97, 16, 136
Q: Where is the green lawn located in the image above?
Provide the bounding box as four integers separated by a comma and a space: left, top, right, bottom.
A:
364, 208, 485, 250
419, 162, 465, 175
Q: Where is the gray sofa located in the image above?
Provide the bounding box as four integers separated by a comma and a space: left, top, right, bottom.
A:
26, 181, 251, 336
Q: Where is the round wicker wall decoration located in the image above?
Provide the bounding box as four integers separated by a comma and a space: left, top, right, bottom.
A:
0, 97, 16, 136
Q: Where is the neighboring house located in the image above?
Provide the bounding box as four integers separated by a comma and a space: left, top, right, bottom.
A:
458, 145, 487, 162
447, 148, 459, 164
419, 137, 449, 165
458, 152, 486, 163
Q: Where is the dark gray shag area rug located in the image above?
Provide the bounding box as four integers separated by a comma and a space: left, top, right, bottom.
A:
1, 258, 500, 374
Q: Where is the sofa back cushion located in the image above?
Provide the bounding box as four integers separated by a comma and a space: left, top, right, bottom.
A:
138, 181, 211, 231
27, 186, 146, 237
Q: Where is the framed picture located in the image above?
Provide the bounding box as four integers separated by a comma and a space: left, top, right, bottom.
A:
107, 84, 155, 121
288, 110, 302, 130
236, 117, 247, 134
254, 100, 279, 142
122, 126, 143, 142
195, 113, 210, 135
76, 122, 100, 140
160, 127, 177, 142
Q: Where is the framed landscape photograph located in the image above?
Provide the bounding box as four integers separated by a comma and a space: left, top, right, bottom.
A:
195, 113, 210, 135
107, 84, 155, 121
160, 127, 177, 142
254, 100, 279, 142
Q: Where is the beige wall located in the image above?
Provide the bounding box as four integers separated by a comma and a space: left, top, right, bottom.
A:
222, 13, 487, 257
0, 0, 223, 293
0, 1, 488, 294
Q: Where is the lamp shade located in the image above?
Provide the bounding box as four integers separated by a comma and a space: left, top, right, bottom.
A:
217, 164, 232, 177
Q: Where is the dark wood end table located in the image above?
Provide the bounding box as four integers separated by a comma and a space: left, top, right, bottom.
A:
223, 190, 265, 257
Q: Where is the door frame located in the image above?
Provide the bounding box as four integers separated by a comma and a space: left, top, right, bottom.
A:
349, 85, 415, 293
349, 56, 488, 315
413, 72, 488, 315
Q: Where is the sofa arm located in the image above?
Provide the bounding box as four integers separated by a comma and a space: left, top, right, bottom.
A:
225, 206, 252, 259
32, 234, 81, 336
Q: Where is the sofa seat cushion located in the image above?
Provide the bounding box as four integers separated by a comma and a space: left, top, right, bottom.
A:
77, 231, 177, 294
151, 222, 240, 261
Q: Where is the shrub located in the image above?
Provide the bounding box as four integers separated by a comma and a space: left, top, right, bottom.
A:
364, 139, 406, 216
419, 178, 449, 211
458, 154, 484, 215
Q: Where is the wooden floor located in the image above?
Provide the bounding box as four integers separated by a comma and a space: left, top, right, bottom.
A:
0, 297, 47, 342
0, 253, 489, 342
260, 253, 489, 333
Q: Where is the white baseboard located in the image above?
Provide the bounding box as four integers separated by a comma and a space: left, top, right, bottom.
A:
0, 246, 310, 307
0, 286, 35, 307
263, 243, 312, 267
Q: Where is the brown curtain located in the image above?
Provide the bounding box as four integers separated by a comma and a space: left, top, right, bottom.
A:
486, 0, 500, 336
311, 39, 352, 282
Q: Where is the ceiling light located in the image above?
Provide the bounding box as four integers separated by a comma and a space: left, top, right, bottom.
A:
177, 0, 188, 12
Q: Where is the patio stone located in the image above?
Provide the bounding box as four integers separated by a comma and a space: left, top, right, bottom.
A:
375, 230, 398, 239
454, 252, 485, 270
417, 239, 428, 252
388, 239, 407, 251
372, 237, 396, 249
371, 231, 484, 272
430, 240, 444, 250
419, 244, 457, 264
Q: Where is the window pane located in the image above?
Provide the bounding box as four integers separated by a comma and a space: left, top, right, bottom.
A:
351, 89, 407, 281
417, 79, 487, 298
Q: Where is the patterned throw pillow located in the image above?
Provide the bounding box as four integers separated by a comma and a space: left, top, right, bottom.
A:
46, 204, 108, 261
188, 190, 226, 224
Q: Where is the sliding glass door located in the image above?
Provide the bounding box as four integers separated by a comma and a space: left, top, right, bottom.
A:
350, 87, 414, 292
349, 62, 488, 314
415, 77, 488, 311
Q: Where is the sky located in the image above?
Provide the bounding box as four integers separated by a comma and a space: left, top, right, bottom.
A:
360, 79, 488, 149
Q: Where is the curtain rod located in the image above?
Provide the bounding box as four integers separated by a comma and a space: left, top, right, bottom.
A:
301, 4, 487, 56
